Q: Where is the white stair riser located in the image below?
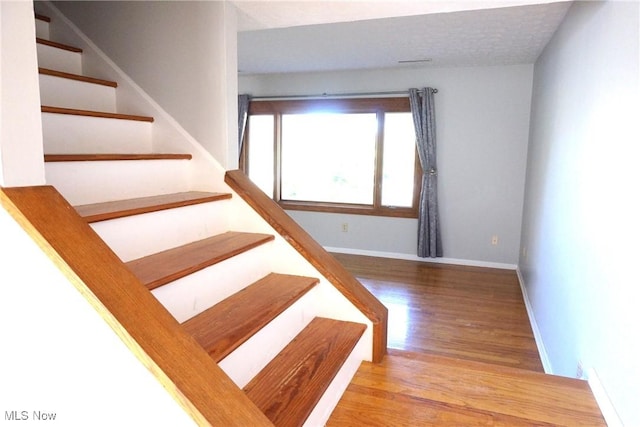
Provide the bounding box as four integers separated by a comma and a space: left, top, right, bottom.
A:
37, 44, 82, 75
45, 159, 191, 205
91, 201, 231, 262
40, 75, 117, 113
42, 113, 152, 154
36, 7, 373, 423
35, 19, 50, 40
219, 287, 320, 388
303, 335, 368, 427
152, 244, 274, 323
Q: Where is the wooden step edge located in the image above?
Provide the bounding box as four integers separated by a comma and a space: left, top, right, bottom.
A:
44, 153, 192, 163
35, 13, 51, 23
41, 106, 154, 122
386, 348, 591, 389
75, 191, 232, 223
225, 169, 389, 364
39, 67, 118, 88
244, 317, 367, 427
127, 232, 276, 291
183, 273, 320, 363
36, 37, 82, 53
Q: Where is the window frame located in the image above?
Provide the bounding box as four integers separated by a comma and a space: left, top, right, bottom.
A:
241, 97, 421, 218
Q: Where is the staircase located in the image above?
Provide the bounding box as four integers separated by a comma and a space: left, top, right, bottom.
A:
32, 6, 386, 426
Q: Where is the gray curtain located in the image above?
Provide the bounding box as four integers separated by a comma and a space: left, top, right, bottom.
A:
409, 88, 442, 258
238, 94, 250, 157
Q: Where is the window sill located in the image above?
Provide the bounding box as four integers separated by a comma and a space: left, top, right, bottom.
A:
279, 200, 418, 219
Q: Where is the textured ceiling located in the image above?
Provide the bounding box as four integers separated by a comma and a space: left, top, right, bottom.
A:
237, 1, 572, 74
233, 0, 564, 31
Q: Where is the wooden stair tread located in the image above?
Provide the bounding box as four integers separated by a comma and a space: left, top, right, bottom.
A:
329, 349, 605, 426
35, 13, 51, 23
41, 106, 154, 122
127, 231, 275, 290
44, 153, 192, 162
183, 273, 319, 363
226, 169, 388, 363
36, 37, 82, 53
39, 67, 118, 88
386, 348, 584, 387
75, 191, 232, 223
244, 317, 366, 427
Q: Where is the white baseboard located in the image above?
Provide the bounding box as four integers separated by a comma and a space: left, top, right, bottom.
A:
332, 248, 621, 425
586, 368, 623, 427
324, 246, 517, 270
515, 267, 553, 374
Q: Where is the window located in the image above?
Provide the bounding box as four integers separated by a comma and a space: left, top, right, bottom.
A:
242, 98, 421, 218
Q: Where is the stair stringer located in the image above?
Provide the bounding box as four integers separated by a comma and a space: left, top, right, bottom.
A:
0, 204, 197, 426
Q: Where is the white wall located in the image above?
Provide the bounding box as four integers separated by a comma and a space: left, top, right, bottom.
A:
519, 1, 639, 425
0, 1, 45, 187
240, 64, 533, 266
0, 206, 195, 426
51, 1, 239, 169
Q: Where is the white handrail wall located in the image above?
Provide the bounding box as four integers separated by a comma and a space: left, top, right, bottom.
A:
0, 1, 45, 186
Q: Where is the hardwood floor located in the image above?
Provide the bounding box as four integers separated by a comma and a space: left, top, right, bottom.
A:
328, 254, 605, 426
332, 253, 543, 371
328, 349, 604, 427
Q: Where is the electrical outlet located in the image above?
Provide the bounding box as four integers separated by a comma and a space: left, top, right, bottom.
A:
491, 235, 499, 245
341, 223, 349, 232
576, 361, 585, 379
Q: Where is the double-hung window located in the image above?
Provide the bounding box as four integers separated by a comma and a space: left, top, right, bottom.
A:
241, 97, 421, 218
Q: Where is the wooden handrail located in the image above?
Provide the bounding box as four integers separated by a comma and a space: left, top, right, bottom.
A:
225, 170, 388, 362
0, 186, 272, 426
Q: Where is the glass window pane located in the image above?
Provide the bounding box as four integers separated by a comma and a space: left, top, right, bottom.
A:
382, 112, 416, 207
247, 115, 274, 197
281, 113, 377, 205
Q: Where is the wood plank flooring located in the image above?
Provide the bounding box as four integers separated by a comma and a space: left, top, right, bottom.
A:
329, 349, 604, 427
332, 253, 542, 371
328, 254, 605, 426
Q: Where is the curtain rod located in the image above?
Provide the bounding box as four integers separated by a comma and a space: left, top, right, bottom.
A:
250, 88, 437, 101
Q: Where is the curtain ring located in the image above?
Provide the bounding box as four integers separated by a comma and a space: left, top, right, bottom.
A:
429, 168, 437, 176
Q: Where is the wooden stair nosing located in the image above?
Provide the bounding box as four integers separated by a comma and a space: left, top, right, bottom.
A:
41, 106, 154, 122
36, 37, 82, 53
44, 154, 192, 163
386, 348, 592, 390
127, 231, 275, 291
342, 349, 606, 426
183, 273, 320, 363
75, 191, 232, 223
39, 68, 118, 88
244, 317, 367, 427
35, 13, 51, 23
